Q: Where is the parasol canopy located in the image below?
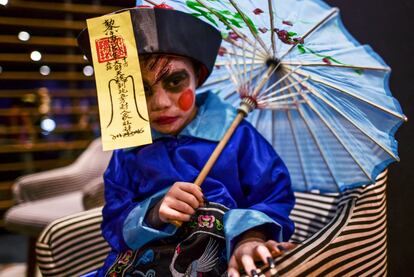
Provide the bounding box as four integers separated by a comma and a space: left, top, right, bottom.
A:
139, 0, 406, 193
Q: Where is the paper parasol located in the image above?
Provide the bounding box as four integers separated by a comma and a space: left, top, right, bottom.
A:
139, 0, 406, 193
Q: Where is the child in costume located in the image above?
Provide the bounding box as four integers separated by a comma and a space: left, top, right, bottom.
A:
78, 6, 295, 277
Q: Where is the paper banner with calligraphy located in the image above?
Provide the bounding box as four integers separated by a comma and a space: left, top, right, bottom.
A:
87, 11, 152, 151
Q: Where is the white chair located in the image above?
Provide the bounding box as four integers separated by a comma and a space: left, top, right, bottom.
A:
4, 138, 112, 277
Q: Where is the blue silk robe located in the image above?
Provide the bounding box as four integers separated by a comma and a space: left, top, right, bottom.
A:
97, 92, 295, 276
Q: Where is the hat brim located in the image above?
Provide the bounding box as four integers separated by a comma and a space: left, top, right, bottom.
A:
78, 7, 222, 86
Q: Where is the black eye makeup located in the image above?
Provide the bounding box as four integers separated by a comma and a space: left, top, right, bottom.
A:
143, 83, 153, 97
163, 70, 190, 93
143, 69, 191, 97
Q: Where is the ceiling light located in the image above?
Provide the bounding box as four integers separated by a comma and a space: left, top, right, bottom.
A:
39, 65, 51, 76
83, 65, 94, 76
30, 51, 42, 61
18, 31, 30, 41
0, 0, 8, 6
40, 118, 56, 132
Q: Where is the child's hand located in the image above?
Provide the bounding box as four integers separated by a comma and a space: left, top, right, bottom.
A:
227, 239, 296, 277
158, 182, 204, 223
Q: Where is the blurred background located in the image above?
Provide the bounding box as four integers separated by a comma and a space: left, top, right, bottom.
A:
0, 0, 134, 275
0, 0, 413, 276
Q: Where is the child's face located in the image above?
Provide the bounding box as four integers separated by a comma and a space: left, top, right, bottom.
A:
141, 55, 198, 135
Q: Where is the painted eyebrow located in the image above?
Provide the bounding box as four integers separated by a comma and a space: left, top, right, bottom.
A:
163, 70, 190, 82
147, 56, 161, 70
152, 57, 172, 85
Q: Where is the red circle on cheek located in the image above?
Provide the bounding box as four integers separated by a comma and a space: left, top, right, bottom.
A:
178, 88, 194, 111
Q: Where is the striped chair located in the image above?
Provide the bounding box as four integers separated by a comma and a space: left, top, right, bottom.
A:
36, 171, 388, 276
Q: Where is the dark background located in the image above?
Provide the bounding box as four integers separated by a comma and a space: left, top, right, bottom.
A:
325, 0, 414, 275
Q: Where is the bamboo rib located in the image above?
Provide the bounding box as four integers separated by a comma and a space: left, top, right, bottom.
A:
278, 8, 339, 62
223, 37, 267, 60
215, 59, 263, 67
222, 88, 239, 101
225, 64, 240, 88
263, 102, 302, 109
227, 0, 270, 56
252, 65, 278, 98
194, 0, 268, 57
299, 107, 342, 191
219, 49, 265, 61
282, 62, 391, 72
258, 91, 304, 104
241, 40, 248, 82
293, 68, 407, 121
202, 75, 235, 88
170, 111, 246, 227
258, 76, 309, 102
203, 65, 263, 88
286, 103, 309, 191
286, 75, 377, 181
261, 66, 302, 95
230, 44, 243, 86
286, 80, 340, 189
290, 73, 400, 161
248, 40, 259, 88
268, 0, 276, 56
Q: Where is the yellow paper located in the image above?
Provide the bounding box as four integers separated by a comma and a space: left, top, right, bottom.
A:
87, 11, 152, 151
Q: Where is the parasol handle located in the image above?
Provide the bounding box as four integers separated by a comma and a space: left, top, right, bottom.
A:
170, 111, 246, 227
193, 111, 246, 186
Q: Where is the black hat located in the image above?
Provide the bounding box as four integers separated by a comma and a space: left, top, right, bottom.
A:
77, 6, 222, 86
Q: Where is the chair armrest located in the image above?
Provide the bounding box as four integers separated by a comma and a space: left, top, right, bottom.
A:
13, 138, 112, 202
82, 176, 105, 210
36, 207, 110, 277
13, 164, 100, 202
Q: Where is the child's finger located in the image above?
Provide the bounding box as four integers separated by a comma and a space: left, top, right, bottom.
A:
264, 240, 283, 257
178, 183, 204, 203
279, 242, 296, 251
175, 190, 202, 209
240, 254, 258, 277
227, 255, 241, 277
253, 244, 273, 266
169, 199, 196, 215
160, 206, 191, 222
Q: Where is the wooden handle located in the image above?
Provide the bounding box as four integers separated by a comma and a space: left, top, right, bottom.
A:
169, 111, 246, 227
170, 219, 183, 227
194, 111, 245, 186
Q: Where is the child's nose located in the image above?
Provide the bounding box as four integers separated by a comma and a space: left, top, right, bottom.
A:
151, 88, 172, 111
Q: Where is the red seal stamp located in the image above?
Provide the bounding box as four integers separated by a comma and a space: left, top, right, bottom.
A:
95, 36, 127, 63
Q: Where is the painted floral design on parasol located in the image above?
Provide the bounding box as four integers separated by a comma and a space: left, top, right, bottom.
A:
139, 0, 406, 193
